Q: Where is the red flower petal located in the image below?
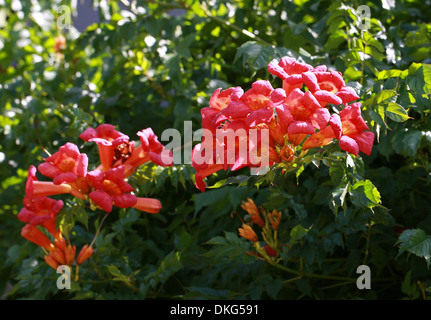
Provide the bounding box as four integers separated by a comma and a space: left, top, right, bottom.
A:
269, 88, 287, 107
310, 108, 330, 130
339, 102, 362, 120
89, 190, 113, 213
38, 162, 62, 179
287, 121, 315, 135
194, 164, 224, 192
353, 131, 375, 156
246, 108, 274, 127
329, 114, 343, 140
339, 135, 359, 156
75, 153, 88, 177
302, 71, 320, 92
337, 86, 360, 104
113, 193, 137, 208
53, 172, 78, 185
209, 87, 243, 111
313, 90, 343, 105
275, 104, 294, 132
221, 101, 252, 120
302, 126, 336, 150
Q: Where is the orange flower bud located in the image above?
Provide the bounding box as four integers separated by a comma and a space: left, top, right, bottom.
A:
64, 244, 77, 266
238, 224, 258, 242
50, 247, 67, 265
76, 244, 94, 265
268, 210, 282, 231
241, 198, 264, 227
21, 224, 54, 251
132, 197, 162, 214
44, 254, 60, 270
54, 237, 67, 252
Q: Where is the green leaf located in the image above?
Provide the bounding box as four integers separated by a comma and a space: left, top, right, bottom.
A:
350, 179, 382, 209
324, 29, 346, 51
266, 278, 283, 299
56, 206, 75, 235
289, 224, 311, 245
377, 69, 408, 80
234, 41, 277, 71
407, 63, 431, 96
330, 182, 349, 213
397, 229, 431, 267
146, 251, 183, 287
392, 129, 422, 156
375, 90, 398, 105
107, 265, 130, 283
174, 229, 192, 251
385, 103, 411, 122
401, 271, 419, 298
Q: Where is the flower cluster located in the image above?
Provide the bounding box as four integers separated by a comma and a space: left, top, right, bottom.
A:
238, 198, 282, 258
192, 57, 375, 192
17, 124, 172, 269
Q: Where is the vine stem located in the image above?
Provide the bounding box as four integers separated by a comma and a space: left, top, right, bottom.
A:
254, 242, 357, 282
269, 259, 357, 282
90, 213, 109, 248
362, 219, 372, 265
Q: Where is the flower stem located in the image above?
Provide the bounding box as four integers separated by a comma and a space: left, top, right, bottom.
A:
90, 213, 109, 248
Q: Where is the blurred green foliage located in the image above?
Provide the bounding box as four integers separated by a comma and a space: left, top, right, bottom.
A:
0, 0, 430, 300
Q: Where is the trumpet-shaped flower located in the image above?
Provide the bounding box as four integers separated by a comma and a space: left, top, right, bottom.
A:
303, 103, 374, 156
267, 57, 313, 96
18, 196, 64, 226
23, 165, 74, 202
80, 124, 130, 171
123, 128, 173, 177
38, 142, 88, 185
87, 165, 137, 213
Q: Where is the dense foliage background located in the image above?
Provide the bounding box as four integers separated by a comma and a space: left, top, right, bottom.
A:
1, 0, 430, 300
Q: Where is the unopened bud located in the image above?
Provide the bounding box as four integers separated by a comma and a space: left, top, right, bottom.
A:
268, 209, 282, 230
44, 254, 60, 270
64, 244, 77, 266
76, 244, 94, 265
241, 198, 264, 227
238, 224, 258, 242
50, 247, 67, 265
